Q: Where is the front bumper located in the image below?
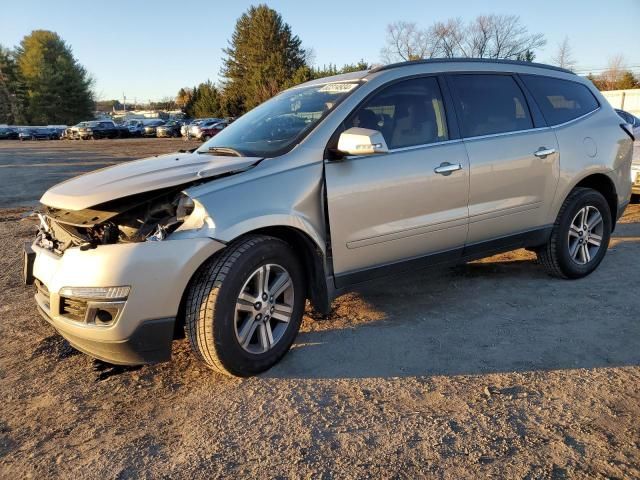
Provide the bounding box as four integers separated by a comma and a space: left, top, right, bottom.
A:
37, 303, 175, 364
30, 236, 225, 365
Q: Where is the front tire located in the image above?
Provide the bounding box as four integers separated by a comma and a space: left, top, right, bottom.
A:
538, 187, 611, 279
185, 235, 306, 377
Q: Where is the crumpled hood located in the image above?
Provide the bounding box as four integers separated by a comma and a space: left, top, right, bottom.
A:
40, 151, 261, 210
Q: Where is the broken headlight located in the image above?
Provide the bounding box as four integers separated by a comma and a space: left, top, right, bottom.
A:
43, 191, 200, 250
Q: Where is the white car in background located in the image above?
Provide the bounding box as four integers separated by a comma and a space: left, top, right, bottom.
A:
188, 118, 222, 138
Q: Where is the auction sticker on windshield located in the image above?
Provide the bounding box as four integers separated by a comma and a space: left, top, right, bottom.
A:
319, 83, 359, 93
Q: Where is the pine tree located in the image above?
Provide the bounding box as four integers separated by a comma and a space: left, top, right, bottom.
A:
617, 71, 638, 90
220, 5, 307, 112
0, 46, 26, 124
15, 30, 94, 124
193, 81, 222, 118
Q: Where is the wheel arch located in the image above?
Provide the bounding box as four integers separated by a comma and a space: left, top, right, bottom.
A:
572, 173, 618, 230
245, 225, 332, 316
174, 224, 332, 337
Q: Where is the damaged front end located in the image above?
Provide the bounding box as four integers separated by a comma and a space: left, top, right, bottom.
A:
37, 188, 201, 255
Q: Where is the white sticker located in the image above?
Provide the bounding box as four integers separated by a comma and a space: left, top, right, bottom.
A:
318, 83, 358, 93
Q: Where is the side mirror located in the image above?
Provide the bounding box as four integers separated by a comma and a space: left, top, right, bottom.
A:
337, 127, 389, 156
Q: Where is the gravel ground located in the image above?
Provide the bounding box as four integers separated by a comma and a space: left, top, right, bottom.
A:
0, 141, 638, 478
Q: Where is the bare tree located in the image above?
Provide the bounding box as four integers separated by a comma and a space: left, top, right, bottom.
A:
380, 21, 438, 63
381, 14, 546, 63
431, 18, 468, 58
552, 36, 576, 70
471, 14, 545, 59
601, 54, 626, 90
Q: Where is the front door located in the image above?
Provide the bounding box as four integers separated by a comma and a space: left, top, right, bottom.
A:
324, 76, 470, 286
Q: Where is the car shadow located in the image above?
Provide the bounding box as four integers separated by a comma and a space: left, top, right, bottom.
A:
265, 221, 640, 380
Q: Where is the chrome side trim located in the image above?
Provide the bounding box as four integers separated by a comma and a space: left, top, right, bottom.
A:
550, 107, 601, 129
338, 138, 464, 160
463, 126, 550, 143
388, 138, 463, 153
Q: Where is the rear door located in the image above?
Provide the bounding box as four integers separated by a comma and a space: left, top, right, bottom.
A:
325, 76, 470, 285
448, 73, 559, 245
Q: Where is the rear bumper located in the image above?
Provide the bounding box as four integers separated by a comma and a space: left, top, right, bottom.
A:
37, 303, 174, 364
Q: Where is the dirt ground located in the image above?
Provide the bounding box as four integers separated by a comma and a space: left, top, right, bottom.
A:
0, 140, 639, 479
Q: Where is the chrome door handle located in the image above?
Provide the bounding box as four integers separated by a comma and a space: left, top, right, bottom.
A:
534, 147, 556, 158
434, 162, 462, 176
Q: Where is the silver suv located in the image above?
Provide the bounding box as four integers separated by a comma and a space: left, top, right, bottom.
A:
26, 59, 634, 376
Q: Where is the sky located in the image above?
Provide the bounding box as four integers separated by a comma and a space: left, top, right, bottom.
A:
1, 0, 639, 102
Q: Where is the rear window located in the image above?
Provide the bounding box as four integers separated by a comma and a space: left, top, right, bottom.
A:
450, 74, 533, 137
521, 75, 599, 126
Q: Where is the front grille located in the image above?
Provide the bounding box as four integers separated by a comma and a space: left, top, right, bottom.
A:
60, 296, 88, 322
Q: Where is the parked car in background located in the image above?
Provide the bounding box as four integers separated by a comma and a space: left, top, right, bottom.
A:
198, 121, 228, 141
50, 126, 67, 139
62, 122, 89, 140
143, 120, 166, 137
27, 59, 633, 377
616, 109, 640, 138
0, 127, 19, 140
78, 120, 122, 140
19, 128, 58, 141
115, 123, 130, 138
156, 120, 182, 138
190, 118, 223, 139
123, 120, 145, 137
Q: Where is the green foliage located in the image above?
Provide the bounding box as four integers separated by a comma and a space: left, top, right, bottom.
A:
15, 30, 94, 125
617, 71, 639, 90
220, 4, 307, 112
184, 81, 223, 118
175, 87, 192, 109
0, 46, 27, 124
588, 71, 639, 91
516, 50, 536, 62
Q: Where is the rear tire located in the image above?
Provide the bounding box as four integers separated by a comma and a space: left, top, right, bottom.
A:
185, 235, 306, 377
538, 187, 611, 279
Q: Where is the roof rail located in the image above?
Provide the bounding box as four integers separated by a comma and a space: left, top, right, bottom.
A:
369, 58, 575, 75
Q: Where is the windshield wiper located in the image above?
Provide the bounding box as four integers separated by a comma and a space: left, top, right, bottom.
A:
201, 147, 243, 157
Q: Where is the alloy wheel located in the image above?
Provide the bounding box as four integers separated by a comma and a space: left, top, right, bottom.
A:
567, 205, 604, 265
234, 264, 294, 354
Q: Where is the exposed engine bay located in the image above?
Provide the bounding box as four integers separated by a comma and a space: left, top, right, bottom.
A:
36, 188, 196, 254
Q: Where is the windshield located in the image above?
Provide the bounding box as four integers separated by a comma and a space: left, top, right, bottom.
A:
197, 81, 361, 157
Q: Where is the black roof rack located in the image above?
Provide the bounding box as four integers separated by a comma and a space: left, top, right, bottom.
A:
369, 58, 575, 75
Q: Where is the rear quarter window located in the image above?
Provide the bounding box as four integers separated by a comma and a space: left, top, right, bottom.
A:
521, 75, 599, 126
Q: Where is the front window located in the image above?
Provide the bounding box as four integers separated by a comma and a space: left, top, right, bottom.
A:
197, 81, 361, 157
344, 77, 449, 150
